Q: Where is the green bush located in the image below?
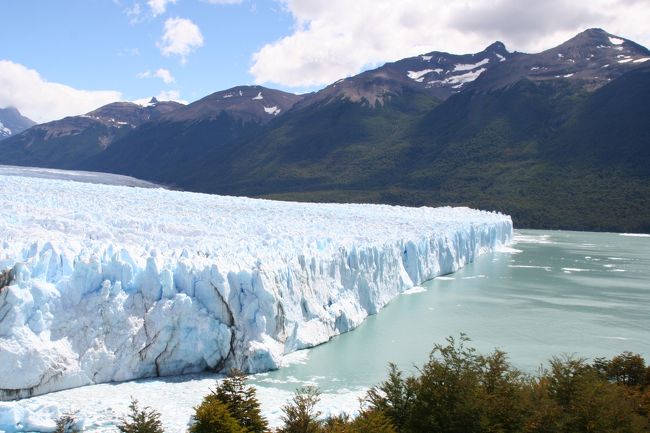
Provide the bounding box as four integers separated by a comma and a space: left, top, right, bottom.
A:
190, 395, 247, 433
279, 386, 322, 433
191, 370, 268, 433
116, 398, 164, 433
363, 335, 649, 433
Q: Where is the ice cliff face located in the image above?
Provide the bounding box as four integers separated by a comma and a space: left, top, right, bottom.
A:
0, 173, 512, 400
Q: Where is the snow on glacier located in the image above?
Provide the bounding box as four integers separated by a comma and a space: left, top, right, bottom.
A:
0, 171, 512, 405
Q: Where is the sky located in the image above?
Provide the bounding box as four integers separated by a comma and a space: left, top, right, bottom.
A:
1, 0, 649, 123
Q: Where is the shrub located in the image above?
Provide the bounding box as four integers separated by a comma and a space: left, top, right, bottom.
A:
192, 370, 268, 433
116, 398, 164, 433
190, 395, 247, 433
279, 386, 322, 433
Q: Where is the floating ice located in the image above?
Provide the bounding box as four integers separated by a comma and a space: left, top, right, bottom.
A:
402, 286, 426, 295
0, 171, 512, 401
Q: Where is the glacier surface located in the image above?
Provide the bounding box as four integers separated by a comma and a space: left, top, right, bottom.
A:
0, 171, 512, 403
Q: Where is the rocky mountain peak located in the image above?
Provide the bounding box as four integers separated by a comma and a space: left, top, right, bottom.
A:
470, 28, 650, 92
0, 107, 36, 140
162, 85, 303, 124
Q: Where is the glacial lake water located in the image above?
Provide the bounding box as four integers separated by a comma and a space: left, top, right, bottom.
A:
11, 230, 650, 432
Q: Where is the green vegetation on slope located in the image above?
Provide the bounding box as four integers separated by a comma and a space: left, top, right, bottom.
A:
243, 72, 650, 232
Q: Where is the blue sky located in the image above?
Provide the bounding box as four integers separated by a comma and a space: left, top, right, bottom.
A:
1, 0, 295, 103
1, 0, 649, 122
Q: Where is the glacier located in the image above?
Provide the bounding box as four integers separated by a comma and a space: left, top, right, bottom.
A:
0, 171, 512, 404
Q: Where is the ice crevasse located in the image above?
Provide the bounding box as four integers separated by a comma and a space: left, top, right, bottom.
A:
0, 174, 512, 400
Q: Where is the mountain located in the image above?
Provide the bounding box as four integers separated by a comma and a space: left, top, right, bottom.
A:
164, 29, 649, 232
296, 41, 512, 108
80, 86, 303, 186
470, 28, 650, 92
162, 85, 302, 123
1, 29, 649, 232
82, 46, 511, 188
0, 107, 36, 140
170, 63, 650, 232
0, 98, 183, 169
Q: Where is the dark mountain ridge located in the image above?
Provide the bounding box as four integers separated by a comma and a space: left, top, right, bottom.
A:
0, 99, 183, 169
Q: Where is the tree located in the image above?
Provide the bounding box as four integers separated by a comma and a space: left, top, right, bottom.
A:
117, 398, 164, 433
607, 352, 646, 387
194, 370, 268, 433
190, 395, 247, 433
279, 386, 322, 433
350, 410, 397, 433
365, 363, 414, 431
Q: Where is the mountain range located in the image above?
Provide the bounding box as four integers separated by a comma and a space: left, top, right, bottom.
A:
1, 28, 649, 232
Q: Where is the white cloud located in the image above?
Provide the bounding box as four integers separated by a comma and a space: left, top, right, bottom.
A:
0, 60, 122, 123
148, 0, 176, 16
133, 90, 187, 105
157, 17, 204, 64
137, 68, 175, 84
250, 0, 650, 88
125, 2, 144, 24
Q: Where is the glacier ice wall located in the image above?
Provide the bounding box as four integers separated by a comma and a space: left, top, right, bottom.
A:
0, 174, 512, 400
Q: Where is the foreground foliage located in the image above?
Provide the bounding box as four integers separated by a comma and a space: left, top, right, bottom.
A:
191, 370, 268, 433
366, 335, 650, 433
184, 335, 650, 433
116, 399, 164, 433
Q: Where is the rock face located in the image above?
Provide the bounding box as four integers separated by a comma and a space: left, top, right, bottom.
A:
0, 171, 512, 400
0, 107, 36, 140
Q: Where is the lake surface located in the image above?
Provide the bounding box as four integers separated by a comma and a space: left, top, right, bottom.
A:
12, 229, 650, 432
252, 229, 650, 393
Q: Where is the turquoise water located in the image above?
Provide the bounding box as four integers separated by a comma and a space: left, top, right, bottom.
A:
251, 229, 650, 393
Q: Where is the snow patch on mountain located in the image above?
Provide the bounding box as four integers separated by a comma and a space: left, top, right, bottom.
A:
264, 106, 281, 115
453, 58, 489, 72
406, 69, 440, 82
609, 37, 624, 45
252, 92, 264, 100
428, 68, 487, 87
0, 121, 10, 137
